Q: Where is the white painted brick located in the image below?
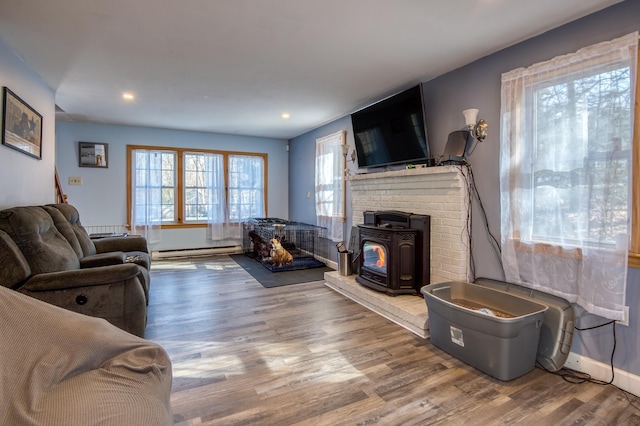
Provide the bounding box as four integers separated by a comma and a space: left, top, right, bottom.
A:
348, 166, 469, 282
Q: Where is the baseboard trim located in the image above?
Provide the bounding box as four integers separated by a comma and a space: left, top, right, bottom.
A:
564, 352, 640, 397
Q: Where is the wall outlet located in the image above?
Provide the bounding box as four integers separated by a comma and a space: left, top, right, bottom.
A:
68, 176, 82, 185
616, 306, 630, 327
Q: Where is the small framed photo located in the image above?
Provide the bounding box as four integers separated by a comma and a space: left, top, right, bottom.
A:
79, 142, 109, 168
2, 87, 43, 159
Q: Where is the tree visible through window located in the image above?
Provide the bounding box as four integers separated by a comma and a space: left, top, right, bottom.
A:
228, 154, 265, 221
530, 65, 632, 247
184, 152, 223, 222
128, 146, 267, 228
499, 32, 638, 320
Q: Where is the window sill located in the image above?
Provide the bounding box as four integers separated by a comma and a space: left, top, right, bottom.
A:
511, 240, 640, 269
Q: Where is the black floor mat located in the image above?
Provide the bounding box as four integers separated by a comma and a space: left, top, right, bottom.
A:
230, 254, 333, 288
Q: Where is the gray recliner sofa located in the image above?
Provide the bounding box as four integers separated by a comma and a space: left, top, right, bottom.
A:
0, 204, 150, 337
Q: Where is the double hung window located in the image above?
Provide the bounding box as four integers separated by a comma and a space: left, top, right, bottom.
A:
128, 146, 266, 232
499, 33, 638, 320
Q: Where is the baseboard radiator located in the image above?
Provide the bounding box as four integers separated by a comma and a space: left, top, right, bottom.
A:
151, 245, 241, 260
85, 225, 129, 235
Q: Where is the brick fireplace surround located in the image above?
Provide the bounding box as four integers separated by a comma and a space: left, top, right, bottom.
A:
324, 165, 471, 337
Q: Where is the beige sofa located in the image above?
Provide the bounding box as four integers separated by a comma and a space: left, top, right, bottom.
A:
0, 284, 173, 424
0, 204, 150, 337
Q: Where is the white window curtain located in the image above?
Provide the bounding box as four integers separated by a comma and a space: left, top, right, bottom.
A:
500, 33, 638, 320
315, 131, 345, 242
131, 149, 163, 244
205, 153, 231, 241
228, 154, 265, 222
207, 154, 264, 241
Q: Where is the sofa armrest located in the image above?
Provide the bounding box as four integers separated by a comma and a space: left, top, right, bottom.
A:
0, 285, 172, 424
80, 251, 127, 268
94, 235, 149, 254
22, 263, 140, 292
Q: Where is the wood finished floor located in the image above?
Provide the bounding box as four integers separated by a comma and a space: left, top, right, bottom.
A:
145, 255, 640, 425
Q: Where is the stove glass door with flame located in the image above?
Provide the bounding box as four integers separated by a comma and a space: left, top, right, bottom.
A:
362, 241, 387, 275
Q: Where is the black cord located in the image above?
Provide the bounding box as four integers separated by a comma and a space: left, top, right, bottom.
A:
468, 166, 502, 262
536, 320, 640, 411
458, 165, 475, 279
573, 320, 616, 385
459, 164, 503, 280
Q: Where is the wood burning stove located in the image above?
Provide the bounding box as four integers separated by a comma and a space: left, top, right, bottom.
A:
356, 211, 430, 296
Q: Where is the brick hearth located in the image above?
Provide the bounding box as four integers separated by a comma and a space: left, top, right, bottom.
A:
324, 271, 429, 337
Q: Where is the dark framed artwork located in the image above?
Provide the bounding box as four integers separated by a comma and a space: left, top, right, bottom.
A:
79, 142, 109, 168
1, 87, 43, 159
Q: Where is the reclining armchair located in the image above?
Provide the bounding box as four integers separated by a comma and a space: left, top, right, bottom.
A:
44, 203, 151, 302
0, 206, 147, 337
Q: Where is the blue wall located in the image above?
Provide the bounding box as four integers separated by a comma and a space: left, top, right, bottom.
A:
289, 0, 640, 386
56, 121, 289, 251
0, 38, 56, 208
289, 115, 355, 225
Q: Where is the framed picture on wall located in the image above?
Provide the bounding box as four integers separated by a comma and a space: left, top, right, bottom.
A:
79, 142, 109, 168
1, 87, 43, 160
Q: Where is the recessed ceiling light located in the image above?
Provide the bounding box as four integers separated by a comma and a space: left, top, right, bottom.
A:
281, 113, 291, 119
122, 93, 135, 101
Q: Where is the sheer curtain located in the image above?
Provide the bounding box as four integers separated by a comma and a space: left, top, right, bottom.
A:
228, 154, 265, 222
500, 33, 637, 320
315, 131, 345, 242
207, 154, 264, 241
131, 149, 163, 244
205, 153, 229, 241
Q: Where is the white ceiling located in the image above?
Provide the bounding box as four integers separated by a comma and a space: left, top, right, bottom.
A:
0, 0, 621, 140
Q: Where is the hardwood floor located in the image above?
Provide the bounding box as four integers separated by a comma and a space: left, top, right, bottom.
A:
145, 256, 640, 425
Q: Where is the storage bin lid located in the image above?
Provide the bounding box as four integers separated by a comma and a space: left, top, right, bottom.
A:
473, 278, 574, 372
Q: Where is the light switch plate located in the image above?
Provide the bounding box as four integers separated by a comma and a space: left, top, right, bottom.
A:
69, 177, 82, 185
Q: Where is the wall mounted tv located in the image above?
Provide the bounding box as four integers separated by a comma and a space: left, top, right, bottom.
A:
351, 84, 431, 169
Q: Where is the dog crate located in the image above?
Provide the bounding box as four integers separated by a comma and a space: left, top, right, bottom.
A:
422, 281, 548, 381
242, 218, 328, 271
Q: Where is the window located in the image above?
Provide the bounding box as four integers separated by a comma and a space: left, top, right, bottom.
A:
227, 154, 265, 221
500, 33, 638, 320
184, 152, 223, 222
128, 146, 267, 229
315, 131, 346, 242
528, 61, 632, 247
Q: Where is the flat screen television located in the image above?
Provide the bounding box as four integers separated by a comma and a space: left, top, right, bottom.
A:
351, 84, 431, 169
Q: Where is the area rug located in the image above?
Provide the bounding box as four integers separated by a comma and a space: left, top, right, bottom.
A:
230, 254, 333, 288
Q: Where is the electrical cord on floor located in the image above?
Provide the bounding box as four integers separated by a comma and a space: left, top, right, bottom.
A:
536, 320, 640, 411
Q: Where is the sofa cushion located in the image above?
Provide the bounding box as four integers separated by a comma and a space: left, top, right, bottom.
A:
0, 230, 31, 288
0, 206, 81, 274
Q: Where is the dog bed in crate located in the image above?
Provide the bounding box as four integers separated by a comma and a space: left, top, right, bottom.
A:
259, 255, 326, 272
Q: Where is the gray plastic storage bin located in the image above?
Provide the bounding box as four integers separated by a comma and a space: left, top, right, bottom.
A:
421, 281, 548, 381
